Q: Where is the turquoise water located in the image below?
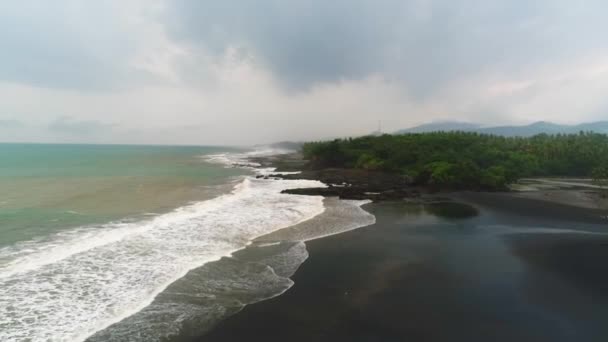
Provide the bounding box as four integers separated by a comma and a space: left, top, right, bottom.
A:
0, 143, 338, 342
0, 143, 378, 342
0, 143, 247, 247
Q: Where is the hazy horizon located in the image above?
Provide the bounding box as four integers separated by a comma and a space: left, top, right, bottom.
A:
2, 1, 608, 145
2, 118, 608, 147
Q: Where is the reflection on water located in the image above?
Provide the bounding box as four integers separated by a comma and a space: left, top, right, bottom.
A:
362, 199, 608, 342
424, 201, 479, 219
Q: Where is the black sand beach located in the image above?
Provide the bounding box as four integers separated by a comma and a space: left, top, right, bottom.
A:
198, 195, 608, 342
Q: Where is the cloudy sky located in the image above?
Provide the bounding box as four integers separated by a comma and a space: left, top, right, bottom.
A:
1, 0, 607, 145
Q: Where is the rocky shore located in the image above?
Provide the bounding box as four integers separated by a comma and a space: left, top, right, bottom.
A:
199, 198, 608, 342
255, 153, 608, 219
194, 151, 608, 342
276, 169, 420, 201
253, 152, 427, 201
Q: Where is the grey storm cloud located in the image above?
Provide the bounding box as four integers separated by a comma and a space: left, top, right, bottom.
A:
167, 0, 608, 96
1, 1, 608, 145
2, 0, 607, 96
0, 2, 144, 90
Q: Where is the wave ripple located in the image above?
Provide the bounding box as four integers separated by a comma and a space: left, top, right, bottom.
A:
0, 176, 324, 342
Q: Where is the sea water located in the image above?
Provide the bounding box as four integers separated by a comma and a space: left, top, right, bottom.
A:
0, 144, 375, 341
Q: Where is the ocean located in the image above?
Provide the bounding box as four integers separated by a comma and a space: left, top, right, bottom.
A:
0, 143, 374, 341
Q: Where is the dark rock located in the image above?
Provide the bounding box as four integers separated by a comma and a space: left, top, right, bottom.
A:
253, 155, 424, 202
248, 152, 308, 172
271, 168, 413, 189
282, 185, 420, 201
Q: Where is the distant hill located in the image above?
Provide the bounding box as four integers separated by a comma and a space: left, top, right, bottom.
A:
268, 141, 303, 151
398, 121, 481, 133
396, 121, 608, 136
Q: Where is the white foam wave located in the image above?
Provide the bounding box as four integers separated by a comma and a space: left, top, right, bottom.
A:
256, 198, 376, 243
0, 176, 325, 342
202, 147, 293, 171
88, 241, 310, 341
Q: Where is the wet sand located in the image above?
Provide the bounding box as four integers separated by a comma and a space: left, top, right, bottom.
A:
454, 191, 607, 226
198, 198, 608, 342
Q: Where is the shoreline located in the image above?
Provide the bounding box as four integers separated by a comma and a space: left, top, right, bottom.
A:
195, 152, 608, 342
453, 191, 608, 225
87, 150, 377, 341
263, 152, 607, 223
198, 201, 608, 342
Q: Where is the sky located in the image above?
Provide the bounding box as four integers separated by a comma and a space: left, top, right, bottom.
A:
1, 0, 608, 145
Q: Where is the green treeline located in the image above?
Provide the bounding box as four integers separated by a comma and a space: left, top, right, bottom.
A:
302, 132, 608, 190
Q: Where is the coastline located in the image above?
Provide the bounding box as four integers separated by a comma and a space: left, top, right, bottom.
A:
196, 152, 608, 342
265, 152, 607, 223
85, 149, 379, 341
82, 150, 332, 341
199, 200, 608, 342
453, 191, 608, 226
4, 148, 364, 342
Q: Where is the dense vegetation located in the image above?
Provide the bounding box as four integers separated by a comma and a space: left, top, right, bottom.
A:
302, 132, 608, 190
593, 166, 608, 198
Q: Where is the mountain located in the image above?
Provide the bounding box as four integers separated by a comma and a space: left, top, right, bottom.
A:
268, 141, 303, 150
574, 121, 608, 133
396, 121, 608, 136
397, 121, 481, 134
480, 121, 567, 136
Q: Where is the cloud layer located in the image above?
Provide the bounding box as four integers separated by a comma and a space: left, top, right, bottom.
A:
1, 1, 608, 144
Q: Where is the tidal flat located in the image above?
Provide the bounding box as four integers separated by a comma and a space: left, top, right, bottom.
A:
200, 196, 608, 342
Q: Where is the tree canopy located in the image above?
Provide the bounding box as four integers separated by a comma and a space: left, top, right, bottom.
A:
302, 131, 608, 190
592, 165, 608, 197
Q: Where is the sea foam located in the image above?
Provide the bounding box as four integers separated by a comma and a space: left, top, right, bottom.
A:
0, 149, 379, 342
0, 161, 325, 341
